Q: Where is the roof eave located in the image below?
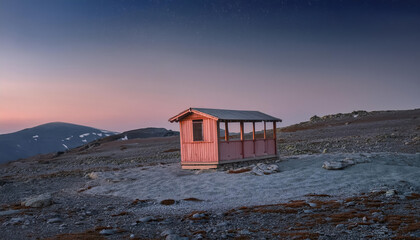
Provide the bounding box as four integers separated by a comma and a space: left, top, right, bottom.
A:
168, 108, 220, 122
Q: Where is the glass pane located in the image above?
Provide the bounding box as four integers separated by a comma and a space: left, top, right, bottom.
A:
193, 120, 203, 141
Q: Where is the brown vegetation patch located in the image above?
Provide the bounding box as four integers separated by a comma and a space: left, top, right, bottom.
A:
330, 210, 366, 223
77, 186, 93, 193
44, 230, 105, 240
111, 211, 130, 217
305, 194, 331, 197
37, 169, 85, 179
406, 193, 420, 200
5, 202, 31, 210
399, 222, 420, 233
160, 199, 175, 205
191, 230, 206, 236
385, 215, 417, 231
233, 236, 251, 240
251, 207, 298, 214
228, 168, 251, 174
45, 226, 127, 240
183, 197, 203, 202
393, 236, 419, 240
163, 148, 180, 153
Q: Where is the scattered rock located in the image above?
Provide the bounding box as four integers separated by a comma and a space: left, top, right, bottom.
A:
47, 218, 62, 224
139, 216, 154, 222
192, 213, 205, 219
386, 189, 397, 197
99, 229, 117, 235
21, 193, 52, 208
10, 217, 24, 225
238, 229, 251, 235
86, 172, 99, 179
336, 224, 345, 229
161, 229, 175, 237
0, 209, 21, 216
308, 202, 317, 207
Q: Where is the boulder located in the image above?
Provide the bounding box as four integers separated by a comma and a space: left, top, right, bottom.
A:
251, 163, 280, 176
87, 172, 99, 180
21, 193, 52, 208
322, 158, 355, 170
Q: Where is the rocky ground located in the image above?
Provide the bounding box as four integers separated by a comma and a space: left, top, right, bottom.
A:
0, 109, 419, 240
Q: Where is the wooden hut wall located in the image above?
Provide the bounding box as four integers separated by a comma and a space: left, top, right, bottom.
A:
179, 113, 219, 163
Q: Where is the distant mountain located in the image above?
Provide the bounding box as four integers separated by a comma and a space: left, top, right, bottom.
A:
0, 122, 118, 163
91, 127, 179, 145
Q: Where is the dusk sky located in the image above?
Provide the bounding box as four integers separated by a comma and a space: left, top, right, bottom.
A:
1, 0, 419, 134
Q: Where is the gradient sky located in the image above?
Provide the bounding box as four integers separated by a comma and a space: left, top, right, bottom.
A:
1, 0, 419, 133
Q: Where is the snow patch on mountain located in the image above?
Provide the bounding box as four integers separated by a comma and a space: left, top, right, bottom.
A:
79, 133, 90, 138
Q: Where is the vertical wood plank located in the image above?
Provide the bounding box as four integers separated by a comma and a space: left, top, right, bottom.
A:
264, 121, 266, 139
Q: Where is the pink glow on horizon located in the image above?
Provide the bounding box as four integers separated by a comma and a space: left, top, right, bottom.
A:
1, 45, 419, 134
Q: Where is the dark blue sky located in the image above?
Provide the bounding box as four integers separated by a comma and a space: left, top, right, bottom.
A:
1, 0, 419, 132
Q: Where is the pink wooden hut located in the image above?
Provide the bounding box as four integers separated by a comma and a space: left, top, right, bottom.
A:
169, 108, 282, 169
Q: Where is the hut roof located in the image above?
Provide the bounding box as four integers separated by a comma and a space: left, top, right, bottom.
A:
169, 108, 282, 123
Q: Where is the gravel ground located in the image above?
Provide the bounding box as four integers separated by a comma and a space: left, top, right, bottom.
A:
0, 110, 419, 239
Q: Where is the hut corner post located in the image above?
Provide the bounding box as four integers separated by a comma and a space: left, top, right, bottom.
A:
224, 121, 229, 141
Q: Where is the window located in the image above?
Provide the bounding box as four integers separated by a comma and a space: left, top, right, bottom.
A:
193, 120, 203, 141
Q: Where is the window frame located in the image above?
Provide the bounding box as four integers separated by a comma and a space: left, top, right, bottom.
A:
192, 119, 204, 142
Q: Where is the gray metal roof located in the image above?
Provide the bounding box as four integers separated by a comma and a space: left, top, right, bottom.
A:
192, 108, 282, 122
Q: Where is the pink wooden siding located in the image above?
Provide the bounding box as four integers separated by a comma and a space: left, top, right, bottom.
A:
180, 113, 219, 163
220, 139, 276, 161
